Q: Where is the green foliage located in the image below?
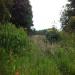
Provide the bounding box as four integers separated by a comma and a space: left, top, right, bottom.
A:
18, 43, 61, 75
60, 0, 75, 32
0, 0, 33, 30
0, 24, 61, 75
0, 0, 14, 23
67, 16, 75, 32
10, 0, 33, 30
46, 28, 61, 44
0, 23, 30, 75
0, 23, 29, 55
52, 32, 75, 75
0, 24, 75, 75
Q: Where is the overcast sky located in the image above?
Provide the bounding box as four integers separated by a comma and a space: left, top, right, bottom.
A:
30, 0, 68, 30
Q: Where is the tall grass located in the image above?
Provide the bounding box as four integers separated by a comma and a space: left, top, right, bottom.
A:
0, 23, 61, 75
50, 32, 75, 75
0, 23, 75, 75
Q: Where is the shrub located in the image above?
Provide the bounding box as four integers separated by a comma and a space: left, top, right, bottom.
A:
46, 29, 61, 44
52, 32, 75, 75
0, 23, 29, 55
0, 23, 31, 75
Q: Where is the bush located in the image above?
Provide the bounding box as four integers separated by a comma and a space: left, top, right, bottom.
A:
52, 32, 75, 75
46, 29, 61, 44
0, 23, 31, 75
0, 23, 29, 55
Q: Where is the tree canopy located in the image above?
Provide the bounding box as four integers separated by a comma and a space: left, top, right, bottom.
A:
0, 0, 33, 30
10, 0, 33, 29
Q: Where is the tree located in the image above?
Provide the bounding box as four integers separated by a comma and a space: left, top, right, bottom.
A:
66, 16, 75, 32
0, 0, 33, 31
60, 0, 75, 32
10, 0, 33, 30
0, 0, 13, 23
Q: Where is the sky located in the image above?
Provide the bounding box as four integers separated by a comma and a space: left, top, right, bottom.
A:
30, 0, 68, 30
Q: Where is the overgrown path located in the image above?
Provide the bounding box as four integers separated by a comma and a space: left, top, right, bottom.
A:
30, 35, 58, 55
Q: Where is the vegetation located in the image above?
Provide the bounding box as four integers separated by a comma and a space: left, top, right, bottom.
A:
45, 27, 61, 44
0, 23, 29, 55
0, 24, 61, 75
0, 24, 75, 75
60, 0, 75, 32
0, 0, 33, 30
0, 0, 75, 75
52, 32, 75, 75
0, 23, 30, 75
11, 0, 33, 30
